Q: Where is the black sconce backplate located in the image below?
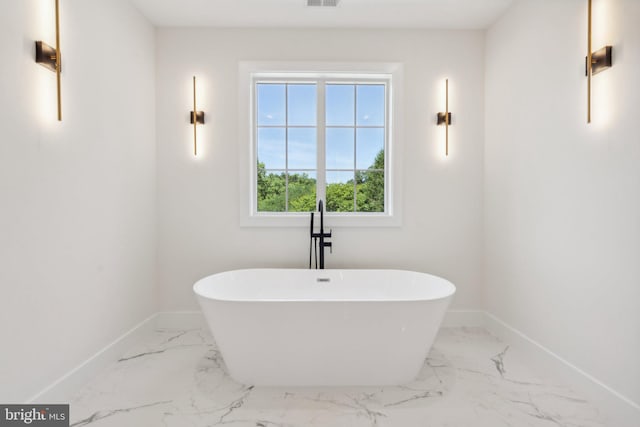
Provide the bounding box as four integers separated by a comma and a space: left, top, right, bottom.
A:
190, 111, 205, 124
585, 45, 612, 76
437, 112, 452, 125
35, 41, 59, 73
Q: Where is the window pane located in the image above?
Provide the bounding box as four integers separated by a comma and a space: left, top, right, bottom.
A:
356, 128, 384, 170
356, 84, 385, 126
288, 128, 316, 169
257, 170, 286, 212
288, 84, 317, 126
326, 84, 354, 126
326, 171, 355, 212
257, 128, 285, 169
356, 171, 384, 212
326, 128, 354, 169
288, 171, 317, 212
257, 84, 285, 126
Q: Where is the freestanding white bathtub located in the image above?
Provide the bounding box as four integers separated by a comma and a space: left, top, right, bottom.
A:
193, 269, 455, 387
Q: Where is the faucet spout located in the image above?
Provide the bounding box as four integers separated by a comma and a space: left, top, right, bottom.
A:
318, 200, 324, 236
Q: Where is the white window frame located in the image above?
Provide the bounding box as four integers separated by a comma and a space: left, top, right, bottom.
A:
239, 61, 403, 228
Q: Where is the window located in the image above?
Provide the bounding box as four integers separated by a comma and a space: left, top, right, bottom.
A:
239, 62, 403, 227
256, 76, 388, 213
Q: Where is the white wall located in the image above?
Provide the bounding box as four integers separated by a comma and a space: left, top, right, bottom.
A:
1, 0, 635, 416
485, 0, 639, 412
0, 0, 156, 402
156, 28, 485, 311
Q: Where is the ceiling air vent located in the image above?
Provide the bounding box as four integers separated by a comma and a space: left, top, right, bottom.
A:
307, 0, 340, 7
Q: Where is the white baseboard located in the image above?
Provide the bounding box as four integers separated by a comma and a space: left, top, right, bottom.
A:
27, 312, 205, 403
26, 309, 640, 427
483, 312, 640, 427
28, 313, 158, 404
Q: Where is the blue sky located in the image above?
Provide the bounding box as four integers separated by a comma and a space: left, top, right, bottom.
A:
257, 83, 384, 182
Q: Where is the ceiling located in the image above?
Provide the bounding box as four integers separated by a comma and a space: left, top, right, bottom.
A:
130, 0, 514, 29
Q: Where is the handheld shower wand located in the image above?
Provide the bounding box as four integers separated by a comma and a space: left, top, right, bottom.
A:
309, 212, 314, 269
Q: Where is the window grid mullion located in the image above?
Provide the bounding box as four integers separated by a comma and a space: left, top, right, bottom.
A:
352, 84, 357, 212
317, 80, 326, 209
324, 125, 384, 129
285, 84, 289, 212
259, 125, 317, 128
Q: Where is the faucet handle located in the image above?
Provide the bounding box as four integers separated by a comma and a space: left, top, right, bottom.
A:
324, 240, 332, 253
323, 242, 332, 253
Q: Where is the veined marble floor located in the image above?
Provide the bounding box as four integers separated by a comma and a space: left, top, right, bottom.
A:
68, 327, 605, 427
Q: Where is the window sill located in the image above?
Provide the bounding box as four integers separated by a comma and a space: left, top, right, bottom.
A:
240, 212, 402, 228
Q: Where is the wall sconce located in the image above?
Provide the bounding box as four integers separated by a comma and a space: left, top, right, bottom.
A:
436, 78, 452, 156
35, 0, 62, 121
586, 0, 613, 123
190, 76, 205, 156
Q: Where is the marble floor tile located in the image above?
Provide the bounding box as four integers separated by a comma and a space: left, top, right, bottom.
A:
68, 327, 605, 426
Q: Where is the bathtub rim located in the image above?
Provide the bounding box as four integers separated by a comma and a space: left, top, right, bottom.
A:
193, 268, 456, 303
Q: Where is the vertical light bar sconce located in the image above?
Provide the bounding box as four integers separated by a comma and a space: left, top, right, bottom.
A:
585, 0, 613, 123
190, 76, 205, 156
437, 78, 452, 156
35, 0, 62, 121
